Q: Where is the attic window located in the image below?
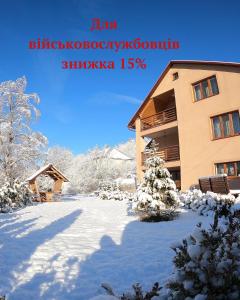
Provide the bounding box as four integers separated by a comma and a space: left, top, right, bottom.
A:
172, 72, 179, 81
193, 75, 219, 101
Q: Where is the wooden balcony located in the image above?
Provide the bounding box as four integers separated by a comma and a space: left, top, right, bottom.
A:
141, 107, 177, 131
141, 144, 180, 165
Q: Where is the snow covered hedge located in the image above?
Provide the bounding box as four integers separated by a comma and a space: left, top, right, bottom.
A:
98, 181, 134, 201
132, 156, 180, 222
179, 189, 237, 216
0, 180, 33, 212
166, 208, 240, 299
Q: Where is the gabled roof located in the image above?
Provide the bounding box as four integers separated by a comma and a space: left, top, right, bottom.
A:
128, 60, 240, 129
108, 148, 133, 160
26, 164, 69, 182
92, 148, 133, 161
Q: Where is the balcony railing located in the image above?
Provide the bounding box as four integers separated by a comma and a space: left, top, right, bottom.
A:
141, 144, 180, 165
141, 107, 177, 131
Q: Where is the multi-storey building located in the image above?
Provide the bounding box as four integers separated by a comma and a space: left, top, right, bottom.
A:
128, 60, 240, 190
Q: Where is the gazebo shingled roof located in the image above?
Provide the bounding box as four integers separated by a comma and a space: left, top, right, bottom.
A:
26, 164, 69, 183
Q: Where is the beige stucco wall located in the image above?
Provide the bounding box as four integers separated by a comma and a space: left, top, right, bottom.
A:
135, 63, 240, 190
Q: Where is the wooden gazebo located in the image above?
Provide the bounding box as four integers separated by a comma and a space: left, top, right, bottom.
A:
26, 164, 69, 202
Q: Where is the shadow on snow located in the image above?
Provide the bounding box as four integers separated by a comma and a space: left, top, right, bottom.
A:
1, 208, 207, 299
0, 209, 82, 299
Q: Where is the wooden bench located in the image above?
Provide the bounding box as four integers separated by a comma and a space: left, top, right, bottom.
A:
198, 177, 212, 193
210, 175, 230, 194
199, 175, 240, 195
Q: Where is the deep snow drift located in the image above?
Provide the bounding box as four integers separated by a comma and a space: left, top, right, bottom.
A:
0, 196, 210, 299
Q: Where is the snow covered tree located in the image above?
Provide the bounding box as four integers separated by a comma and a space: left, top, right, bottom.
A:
116, 139, 136, 176
45, 146, 73, 173
133, 156, 179, 221
167, 208, 240, 299
67, 144, 132, 193
0, 77, 47, 185
60, 140, 136, 194
67, 146, 116, 193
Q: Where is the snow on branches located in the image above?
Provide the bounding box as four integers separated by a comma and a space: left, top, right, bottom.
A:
66, 142, 135, 194
0, 180, 33, 212
0, 76, 47, 184
179, 189, 236, 216
132, 156, 179, 222
98, 181, 134, 201
167, 209, 240, 299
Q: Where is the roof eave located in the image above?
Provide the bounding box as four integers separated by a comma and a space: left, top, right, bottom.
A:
128, 61, 172, 129
127, 60, 240, 129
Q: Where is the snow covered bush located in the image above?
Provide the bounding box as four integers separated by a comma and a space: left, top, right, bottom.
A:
98, 181, 133, 201
132, 156, 179, 222
0, 180, 33, 212
180, 189, 236, 216
166, 209, 240, 299
115, 177, 136, 193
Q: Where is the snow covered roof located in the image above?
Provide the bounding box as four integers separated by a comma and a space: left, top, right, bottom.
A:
26, 164, 69, 182
108, 148, 133, 161
92, 148, 133, 161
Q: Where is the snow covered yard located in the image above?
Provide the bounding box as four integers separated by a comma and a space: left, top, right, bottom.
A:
0, 197, 211, 300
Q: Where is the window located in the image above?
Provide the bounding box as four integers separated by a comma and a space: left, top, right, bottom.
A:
216, 163, 225, 175
212, 117, 221, 138
211, 111, 240, 139
193, 76, 219, 101
233, 111, 240, 133
172, 72, 179, 81
216, 161, 240, 177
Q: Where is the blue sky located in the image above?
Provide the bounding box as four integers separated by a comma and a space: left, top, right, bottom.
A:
0, 0, 240, 154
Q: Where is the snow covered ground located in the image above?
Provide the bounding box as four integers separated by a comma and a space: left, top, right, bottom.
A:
0, 196, 211, 300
